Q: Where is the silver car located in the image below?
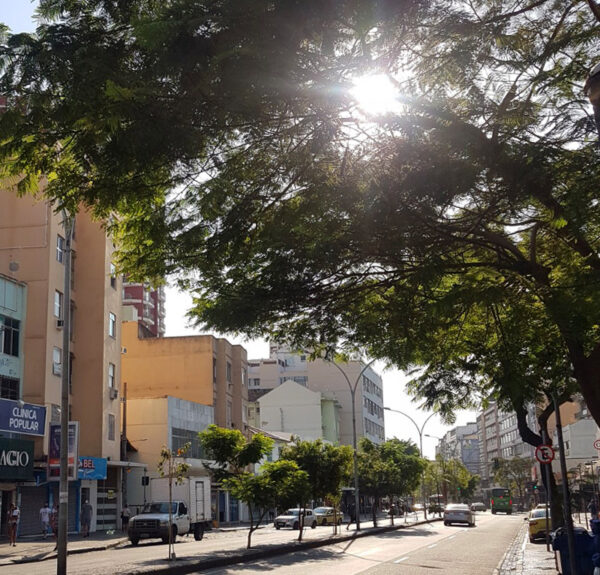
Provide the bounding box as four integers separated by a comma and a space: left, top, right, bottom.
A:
444, 503, 475, 526
274, 508, 317, 530
313, 506, 342, 526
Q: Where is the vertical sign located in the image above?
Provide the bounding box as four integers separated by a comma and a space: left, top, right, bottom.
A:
48, 422, 79, 480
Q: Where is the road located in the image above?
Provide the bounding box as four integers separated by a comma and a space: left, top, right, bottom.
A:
1, 512, 522, 574
202, 512, 522, 575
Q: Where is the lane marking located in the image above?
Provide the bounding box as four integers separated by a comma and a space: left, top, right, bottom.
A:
448, 535, 456, 540
427, 543, 437, 549
394, 557, 409, 563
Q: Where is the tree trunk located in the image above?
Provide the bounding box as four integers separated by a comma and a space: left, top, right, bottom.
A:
571, 348, 600, 428
372, 499, 378, 527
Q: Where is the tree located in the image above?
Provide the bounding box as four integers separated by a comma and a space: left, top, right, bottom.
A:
223, 460, 309, 549
280, 438, 353, 535
157, 442, 190, 560
358, 438, 425, 526
198, 424, 275, 545
4, 2, 600, 428
494, 458, 532, 510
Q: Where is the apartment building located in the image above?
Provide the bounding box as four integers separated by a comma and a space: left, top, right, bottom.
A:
0, 188, 123, 534
248, 345, 385, 446
435, 422, 480, 475
122, 282, 165, 338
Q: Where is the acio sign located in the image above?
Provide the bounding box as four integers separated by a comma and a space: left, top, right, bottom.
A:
0, 438, 34, 480
0, 398, 46, 436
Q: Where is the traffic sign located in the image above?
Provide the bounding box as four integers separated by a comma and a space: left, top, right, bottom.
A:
594, 439, 600, 450
535, 445, 555, 464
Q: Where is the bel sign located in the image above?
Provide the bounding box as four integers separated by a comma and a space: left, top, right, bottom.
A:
0, 398, 46, 436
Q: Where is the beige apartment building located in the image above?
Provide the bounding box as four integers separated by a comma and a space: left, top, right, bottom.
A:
0, 187, 123, 534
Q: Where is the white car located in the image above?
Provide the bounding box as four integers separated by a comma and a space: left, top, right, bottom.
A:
274, 508, 317, 530
313, 507, 342, 526
444, 503, 475, 526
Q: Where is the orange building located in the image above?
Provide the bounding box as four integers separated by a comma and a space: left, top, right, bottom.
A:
0, 186, 124, 534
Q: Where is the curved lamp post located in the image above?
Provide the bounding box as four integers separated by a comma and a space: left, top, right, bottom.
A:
329, 357, 377, 531
384, 407, 436, 519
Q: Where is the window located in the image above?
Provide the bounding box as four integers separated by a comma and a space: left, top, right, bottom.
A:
108, 312, 116, 338
53, 347, 62, 376
108, 414, 115, 440
56, 235, 65, 263
212, 358, 217, 383
226, 400, 233, 428
226, 361, 232, 383
110, 263, 117, 289
1, 316, 20, 357
249, 378, 261, 388
54, 291, 63, 318
108, 363, 115, 388
241, 367, 247, 387
172, 427, 206, 459
0, 375, 19, 400
70, 301, 75, 341
70, 251, 76, 290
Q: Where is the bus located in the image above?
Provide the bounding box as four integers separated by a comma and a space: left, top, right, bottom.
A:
490, 487, 512, 515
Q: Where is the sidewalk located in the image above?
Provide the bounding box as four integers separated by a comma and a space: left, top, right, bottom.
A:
0, 512, 431, 569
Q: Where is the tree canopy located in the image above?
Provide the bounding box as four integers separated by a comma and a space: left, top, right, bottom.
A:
3, 1, 600, 423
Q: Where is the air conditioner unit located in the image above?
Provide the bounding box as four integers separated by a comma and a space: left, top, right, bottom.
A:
56, 319, 64, 329
109, 388, 119, 400
52, 362, 62, 376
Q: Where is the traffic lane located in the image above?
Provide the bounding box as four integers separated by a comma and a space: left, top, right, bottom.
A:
0, 519, 430, 575
366, 512, 522, 575
200, 513, 502, 575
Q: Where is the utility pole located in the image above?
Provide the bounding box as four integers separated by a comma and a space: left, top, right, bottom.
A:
121, 381, 128, 513
58, 212, 74, 575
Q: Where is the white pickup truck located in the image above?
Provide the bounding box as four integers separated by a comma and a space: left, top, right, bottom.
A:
128, 476, 211, 546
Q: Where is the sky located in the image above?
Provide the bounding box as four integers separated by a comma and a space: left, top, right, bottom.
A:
2, 2, 479, 459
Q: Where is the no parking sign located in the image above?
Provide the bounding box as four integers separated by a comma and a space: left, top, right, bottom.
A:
535, 445, 555, 464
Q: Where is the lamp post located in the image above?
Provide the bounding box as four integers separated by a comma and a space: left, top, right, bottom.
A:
329, 356, 377, 532
384, 407, 436, 520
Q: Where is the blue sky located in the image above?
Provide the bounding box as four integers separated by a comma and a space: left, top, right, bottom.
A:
2, 2, 37, 33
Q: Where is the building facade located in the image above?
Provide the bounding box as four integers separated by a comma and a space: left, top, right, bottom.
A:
435, 422, 480, 475
248, 345, 385, 446
122, 282, 166, 338
0, 188, 124, 535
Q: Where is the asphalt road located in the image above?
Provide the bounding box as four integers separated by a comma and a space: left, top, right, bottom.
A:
201, 512, 523, 575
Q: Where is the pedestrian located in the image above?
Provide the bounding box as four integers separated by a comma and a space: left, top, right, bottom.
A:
50, 504, 59, 550
121, 504, 131, 532
40, 502, 52, 538
588, 498, 598, 521
80, 499, 93, 537
7, 503, 19, 546
346, 501, 356, 531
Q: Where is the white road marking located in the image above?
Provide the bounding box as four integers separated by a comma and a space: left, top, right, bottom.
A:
394, 557, 409, 563
448, 535, 456, 540
427, 543, 437, 549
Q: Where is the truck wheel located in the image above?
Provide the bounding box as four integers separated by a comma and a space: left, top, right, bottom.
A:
311, 521, 317, 529
321, 519, 328, 526
163, 525, 177, 544
130, 537, 139, 547
194, 524, 204, 541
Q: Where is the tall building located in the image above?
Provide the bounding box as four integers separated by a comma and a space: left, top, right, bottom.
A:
122, 282, 165, 338
435, 422, 480, 475
248, 345, 385, 445
0, 188, 124, 534
477, 403, 536, 487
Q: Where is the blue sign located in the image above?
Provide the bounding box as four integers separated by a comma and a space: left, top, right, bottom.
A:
78, 456, 107, 480
0, 398, 46, 436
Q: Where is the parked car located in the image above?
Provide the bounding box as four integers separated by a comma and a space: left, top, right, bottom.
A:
313, 507, 342, 526
526, 508, 550, 542
470, 502, 486, 512
443, 504, 475, 526
413, 503, 424, 512
274, 508, 317, 530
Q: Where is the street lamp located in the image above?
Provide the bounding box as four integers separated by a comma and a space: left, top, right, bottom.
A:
384, 407, 437, 519
329, 356, 377, 532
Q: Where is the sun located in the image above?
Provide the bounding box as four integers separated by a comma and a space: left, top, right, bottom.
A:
350, 74, 400, 116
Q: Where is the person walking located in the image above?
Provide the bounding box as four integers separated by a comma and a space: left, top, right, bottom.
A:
80, 499, 93, 537
121, 504, 131, 532
346, 501, 356, 531
588, 498, 598, 521
40, 502, 52, 539
50, 503, 59, 550
7, 503, 19, 546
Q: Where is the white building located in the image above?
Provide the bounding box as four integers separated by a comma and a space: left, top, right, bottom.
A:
248, 345, 385, 445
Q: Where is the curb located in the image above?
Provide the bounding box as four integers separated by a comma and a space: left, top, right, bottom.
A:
9, 537, 129, 564
493, 521, 527, 575
126, 518, 443, 575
